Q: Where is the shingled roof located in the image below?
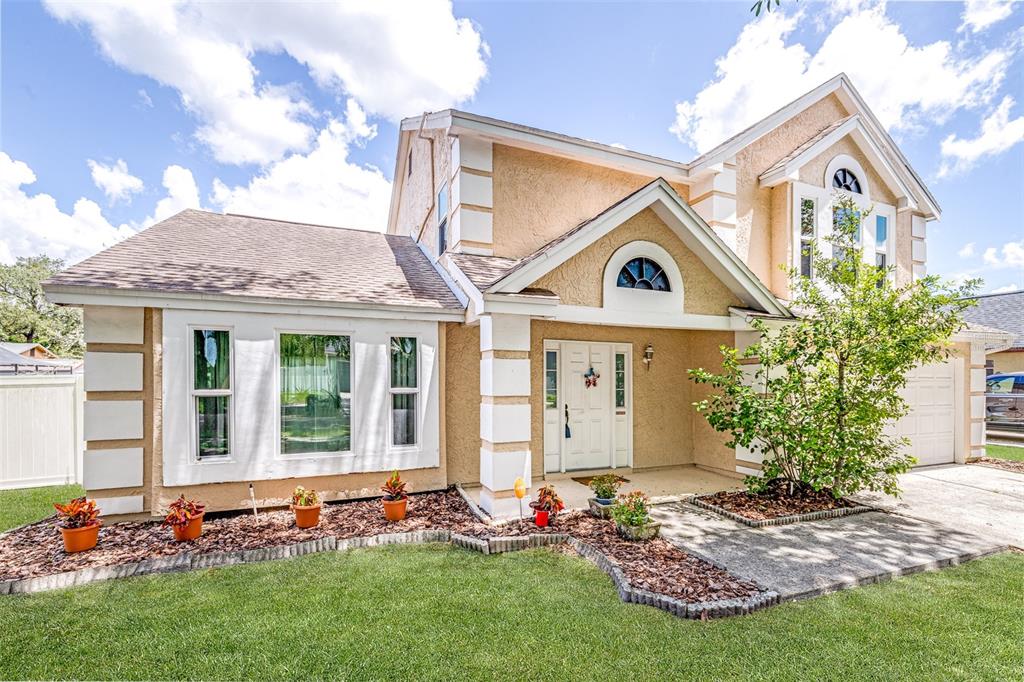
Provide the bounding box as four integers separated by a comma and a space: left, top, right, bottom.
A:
45, 210, 463, 311
962, 291, 1024, 351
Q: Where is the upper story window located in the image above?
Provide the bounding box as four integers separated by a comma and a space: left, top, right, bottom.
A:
437, 182, 448, 256
874, 215, 888, 269
832, 168, 862, 194
616, 257, 671, 291
799, 198, 816, 278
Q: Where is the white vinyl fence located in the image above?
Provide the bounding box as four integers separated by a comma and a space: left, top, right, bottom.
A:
0, 374, 84, 489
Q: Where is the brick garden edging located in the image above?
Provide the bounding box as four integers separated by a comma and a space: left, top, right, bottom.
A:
0, 525, 776, 619
690, 496, 874, 528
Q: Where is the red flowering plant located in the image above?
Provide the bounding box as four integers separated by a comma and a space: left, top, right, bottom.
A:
381, 471, 408, 501
53, 497, 100, 529
163, 495, 206, 529
529, 484, 565, 515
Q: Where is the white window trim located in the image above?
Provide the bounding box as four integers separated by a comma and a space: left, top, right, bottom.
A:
275, 330, 356, 460
602, 240, 684, 314
188, 325, 234, 463
388, 334, 421, 451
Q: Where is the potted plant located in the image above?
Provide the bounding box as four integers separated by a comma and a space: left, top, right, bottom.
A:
529, 484, 564, 527
588, 474, 621, 518
381, 471, 408, 521
53, 497, 101, 553
291, 486, 322, 528
163, 495, 206, 542
610, 490, 661, 541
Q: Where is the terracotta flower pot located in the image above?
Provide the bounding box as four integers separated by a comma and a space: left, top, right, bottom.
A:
382, 497, 408, 521
60, 522, 100, 553
292, 504, 322, 528
534, 509, 550, 527
172, 513, 204, 542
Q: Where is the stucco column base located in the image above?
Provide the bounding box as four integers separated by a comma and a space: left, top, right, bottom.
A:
479, 486, 531, 519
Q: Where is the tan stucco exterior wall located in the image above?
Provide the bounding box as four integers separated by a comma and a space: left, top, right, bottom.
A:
393, 128, 452, 259
529, 321, 735, 477
444, 321, 481, 485
990, 350, 1024, 374
798, 136, 897, 205
530, 208, 742, 315
490, 144, 690, 259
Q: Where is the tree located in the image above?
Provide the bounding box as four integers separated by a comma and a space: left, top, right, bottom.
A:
0, 256, 83, 357
690, 195, 978, 497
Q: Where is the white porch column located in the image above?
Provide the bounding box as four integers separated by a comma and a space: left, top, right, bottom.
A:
478, 313, 532, 516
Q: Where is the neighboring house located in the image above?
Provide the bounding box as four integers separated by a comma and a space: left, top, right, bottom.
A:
43, 74, 994, 518
961, 292, 1024, 374
0, 342, 84, 373
0, 342, 58, 360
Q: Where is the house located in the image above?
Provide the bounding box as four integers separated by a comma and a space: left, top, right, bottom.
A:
43, 74, 994, 518
0, 342, 58, 360
961, 292, 1024, 374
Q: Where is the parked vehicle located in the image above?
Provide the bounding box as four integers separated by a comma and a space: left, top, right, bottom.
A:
986, 373, 1024, 432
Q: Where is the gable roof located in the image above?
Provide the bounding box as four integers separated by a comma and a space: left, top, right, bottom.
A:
0, 342, 56, 358
45, 210, 463, 313
962, 291, 1024, 350
484, 178, 791, 317
447, 253, 519, 291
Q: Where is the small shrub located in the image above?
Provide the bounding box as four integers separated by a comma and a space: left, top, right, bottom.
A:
53, 497, 99, 529
291, 486, 320, 507
163, 495, 205, 528
381, 471, 408, 501
530, 484, 565, 514
589, 474, 621, 500
610, 491, 651, 527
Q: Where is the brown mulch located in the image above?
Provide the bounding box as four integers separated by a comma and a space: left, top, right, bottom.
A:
0, 490, 487, 582
973, 457, 1024, 474
698, 480, 857, 521
469, 512, 761, 603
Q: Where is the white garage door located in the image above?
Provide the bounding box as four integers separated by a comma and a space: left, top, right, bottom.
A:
895, 362, 957, 466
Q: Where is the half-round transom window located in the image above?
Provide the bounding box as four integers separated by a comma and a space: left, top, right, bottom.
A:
832, 168, 862, 194
616, 257, 671, 291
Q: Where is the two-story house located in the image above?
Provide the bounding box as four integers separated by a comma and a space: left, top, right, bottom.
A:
44, 74, 994, 518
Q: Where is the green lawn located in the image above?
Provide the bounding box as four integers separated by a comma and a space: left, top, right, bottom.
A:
0, 544, 1020, 681
0, 483, 84, 532
987, 443, 1024, 462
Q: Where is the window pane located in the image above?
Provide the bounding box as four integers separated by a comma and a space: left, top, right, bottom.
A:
987, 377, 1015, 394
800, 242, 813, 278
615, 352, 625, 409
391, 337, 418, 388
616, 389, 626, 409
437, 183, 448, 223
545, 351, 557, 409
392, 393, 416, 446
194, 330, 230, 390
280, 334, 352, 455
875, 215, 888, 246
875, 253, 886, 268
196, 395, 229, 458
615, 354, 625, 372
800, 198, 815, 237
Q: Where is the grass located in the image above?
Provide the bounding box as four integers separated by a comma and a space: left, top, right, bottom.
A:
986, 443, 1024, 462
0, 483, 84, 532
0, 544, 1021, 681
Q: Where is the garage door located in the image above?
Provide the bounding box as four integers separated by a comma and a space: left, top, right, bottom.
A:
894, 362, 957, 466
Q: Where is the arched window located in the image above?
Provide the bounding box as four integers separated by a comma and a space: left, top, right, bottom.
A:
832, 168, 862, 194
616, 257, 671, 291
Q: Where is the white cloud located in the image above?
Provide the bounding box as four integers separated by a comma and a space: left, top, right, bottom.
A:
210, 100, 391, 231
44, 0, 488, 166
137, 88, 153, 108
938, 95, 1024, 177
990, 283, 1020, 294
145, 165, 202, 225
982, 240, 1024, 268
959, 0, 1015, 33
671, 5, 1013, 153
87, 158, 144, 204
958, 242, 976, 258
0, 153, 136, 265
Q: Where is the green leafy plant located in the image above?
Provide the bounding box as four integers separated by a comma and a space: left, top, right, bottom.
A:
589, 474, 621, 500
291, 486, 320, 507
529, 484, 565, 514
163, 496, 206, 528
690, 194, 978, 498
381, 471, 408, 501
610, 491, 651, 527
53, 496, 99, 529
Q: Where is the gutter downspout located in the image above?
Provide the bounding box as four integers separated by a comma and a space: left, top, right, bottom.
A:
414, 112, 436, 245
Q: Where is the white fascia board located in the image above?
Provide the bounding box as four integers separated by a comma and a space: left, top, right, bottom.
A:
399, 110, 454, 132
415, 241, 470, 309
489, 180, 790, 318
443, 260, 485, 312
385, 132, 411, 235
44, 286, 465, 322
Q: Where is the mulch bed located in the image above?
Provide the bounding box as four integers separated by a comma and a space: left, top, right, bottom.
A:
697, 480, 856, 522
468, 513, 761, 603
0, 488, 763, 605
973, 457, 1024, 475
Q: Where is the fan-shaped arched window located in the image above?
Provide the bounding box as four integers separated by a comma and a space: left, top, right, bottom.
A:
616, 257, 671, 291
832, 168, 862, 194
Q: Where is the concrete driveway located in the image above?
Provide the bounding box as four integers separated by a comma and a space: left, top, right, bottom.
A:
853, 464, 1024, 548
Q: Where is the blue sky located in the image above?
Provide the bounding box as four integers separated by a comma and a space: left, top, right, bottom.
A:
2, 0, 1021, 293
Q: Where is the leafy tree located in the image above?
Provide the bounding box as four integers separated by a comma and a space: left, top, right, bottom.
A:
690, 195, 977, 497
750, 0, 795, 18
0, 256, 83, 357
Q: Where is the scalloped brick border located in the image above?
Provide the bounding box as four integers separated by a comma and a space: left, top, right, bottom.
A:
690, 496, 873, 528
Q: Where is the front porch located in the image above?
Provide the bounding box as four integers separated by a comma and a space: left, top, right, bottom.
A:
464, 464, 742, 520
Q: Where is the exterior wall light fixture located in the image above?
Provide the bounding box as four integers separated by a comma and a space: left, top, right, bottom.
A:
643, 343, 654, 371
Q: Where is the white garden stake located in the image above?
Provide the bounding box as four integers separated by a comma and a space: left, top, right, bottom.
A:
248, 483, 259, 520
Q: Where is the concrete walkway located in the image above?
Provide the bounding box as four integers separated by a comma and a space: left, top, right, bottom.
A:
651, 501, 1007, 601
